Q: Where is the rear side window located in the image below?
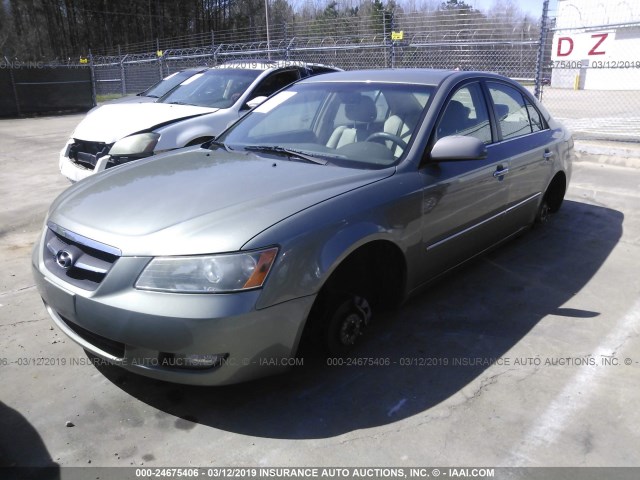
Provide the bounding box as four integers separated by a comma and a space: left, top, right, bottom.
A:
487, 82, 544, 140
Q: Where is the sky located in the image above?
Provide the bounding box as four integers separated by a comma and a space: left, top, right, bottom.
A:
468, 0, 559, 18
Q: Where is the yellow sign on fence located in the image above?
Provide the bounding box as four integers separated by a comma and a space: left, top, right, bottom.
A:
391, 31, 404, 41
79, 57, 88, 64
156, 50, 163, 57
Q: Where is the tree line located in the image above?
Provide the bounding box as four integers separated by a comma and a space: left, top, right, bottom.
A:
0, 0, 538, 61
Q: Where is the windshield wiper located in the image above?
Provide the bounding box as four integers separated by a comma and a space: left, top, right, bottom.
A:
244, 145, 328, 165
205, 139, 232, 152
168, 101, 194, 106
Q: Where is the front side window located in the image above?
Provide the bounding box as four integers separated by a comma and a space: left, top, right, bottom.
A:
436, 83, 492, 143
249, 70, 300, 99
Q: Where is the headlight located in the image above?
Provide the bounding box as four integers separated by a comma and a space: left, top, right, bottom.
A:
135, 248, 278, 293
110, 132, 160, 158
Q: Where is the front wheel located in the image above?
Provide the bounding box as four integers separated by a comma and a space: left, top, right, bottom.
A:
324, 294, 373, 356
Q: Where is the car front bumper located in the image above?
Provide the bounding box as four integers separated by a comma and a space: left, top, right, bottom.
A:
32, 240, 315, 386
59, 141, 111, 183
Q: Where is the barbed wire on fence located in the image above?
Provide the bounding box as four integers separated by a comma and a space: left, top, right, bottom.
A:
85, 8, 545, 98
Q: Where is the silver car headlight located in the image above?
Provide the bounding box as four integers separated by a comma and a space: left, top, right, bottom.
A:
110, 132, 160, 159
135, 248, 278, 293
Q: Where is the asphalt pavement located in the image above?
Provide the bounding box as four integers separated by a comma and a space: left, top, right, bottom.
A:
0, 114, 639, 474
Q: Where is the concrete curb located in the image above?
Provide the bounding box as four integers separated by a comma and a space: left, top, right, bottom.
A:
574, 140, 640, 169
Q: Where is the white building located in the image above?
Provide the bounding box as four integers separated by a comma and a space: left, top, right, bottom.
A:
551, 0, 640, 89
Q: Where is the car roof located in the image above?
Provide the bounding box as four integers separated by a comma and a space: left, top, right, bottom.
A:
212, 59, 339, 72
299, 69, 510, 86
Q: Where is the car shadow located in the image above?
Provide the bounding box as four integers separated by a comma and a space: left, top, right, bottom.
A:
94, 199, 622, 439
0, 402, 60, 479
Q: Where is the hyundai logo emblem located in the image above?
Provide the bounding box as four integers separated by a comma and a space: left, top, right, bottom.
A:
55, 250, 75, 269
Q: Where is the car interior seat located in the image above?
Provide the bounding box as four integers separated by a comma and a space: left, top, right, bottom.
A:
494, 103, 510, 120
326, 95, 377, 149
382, 109, 422, 157
437, 99, 471, 139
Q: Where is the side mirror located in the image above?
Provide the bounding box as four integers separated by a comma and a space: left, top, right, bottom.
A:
430, 135, 488, 162
244, 96, 268, 110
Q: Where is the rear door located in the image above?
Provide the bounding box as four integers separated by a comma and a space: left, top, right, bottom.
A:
484, 81, 558, 229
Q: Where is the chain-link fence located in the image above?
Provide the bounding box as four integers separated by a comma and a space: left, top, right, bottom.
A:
90, 9, 544, 95
540, 0, 640, 141
7, 1, 639, 141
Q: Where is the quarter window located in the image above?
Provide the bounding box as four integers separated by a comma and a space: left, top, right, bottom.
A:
526, 101, 545, 133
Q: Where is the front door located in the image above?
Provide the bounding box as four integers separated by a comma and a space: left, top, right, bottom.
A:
419, 82, 512, 280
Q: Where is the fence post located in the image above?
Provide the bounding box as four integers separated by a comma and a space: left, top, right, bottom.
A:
214, 30, 216, 66
88, 50, 97, 107
118, 45, 126, 96
383, 11, 388, 68
534, 0, 550, 100
284, 22, 289, 61
157, 38, 163, 80
7, 60, 21, 116
390, 10, 396, 69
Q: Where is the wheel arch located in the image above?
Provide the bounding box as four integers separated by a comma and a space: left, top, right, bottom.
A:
319, 239, 407, 309
545, 170, 567, 213
295, 238, 407, 356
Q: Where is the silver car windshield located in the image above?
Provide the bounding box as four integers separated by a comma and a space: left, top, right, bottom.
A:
218, 82, 434, 169
159, 69, 262, 108
143, 69, 203, 98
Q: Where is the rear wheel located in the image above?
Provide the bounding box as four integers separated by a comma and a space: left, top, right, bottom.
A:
535, 197, 551, 224
535, 173, 566, 226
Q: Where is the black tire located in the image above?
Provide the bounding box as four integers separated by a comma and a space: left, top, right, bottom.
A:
324, 294, 373, 356
535, 196, 551, 225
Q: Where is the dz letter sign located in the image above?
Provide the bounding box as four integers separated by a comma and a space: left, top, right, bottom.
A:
553, 32, 612, 60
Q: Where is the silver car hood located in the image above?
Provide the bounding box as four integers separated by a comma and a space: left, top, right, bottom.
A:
48, 149, 394, 256
72, 103, 216, 143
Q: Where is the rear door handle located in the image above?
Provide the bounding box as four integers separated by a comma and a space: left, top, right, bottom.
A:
493, 167, 509, 178
543, 150, 555, 160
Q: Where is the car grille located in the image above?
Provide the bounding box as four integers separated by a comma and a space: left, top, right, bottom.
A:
68, 139, 112, 170
43, 224, 120, 291
58, 314, 126, 359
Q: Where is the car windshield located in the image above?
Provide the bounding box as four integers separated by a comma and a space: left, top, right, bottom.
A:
142, 69, 203, 98
217, 82, 434, 169
159, 69, 262, 108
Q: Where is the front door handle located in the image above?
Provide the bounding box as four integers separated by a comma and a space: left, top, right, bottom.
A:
493, 167, 509, 178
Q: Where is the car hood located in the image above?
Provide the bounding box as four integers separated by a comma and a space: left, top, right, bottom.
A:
48, 148, 394, 256
72, 103, 216, 143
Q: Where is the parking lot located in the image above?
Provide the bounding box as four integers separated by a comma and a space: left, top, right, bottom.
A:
1, 114, 639, 471
540, 88, 640, 142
